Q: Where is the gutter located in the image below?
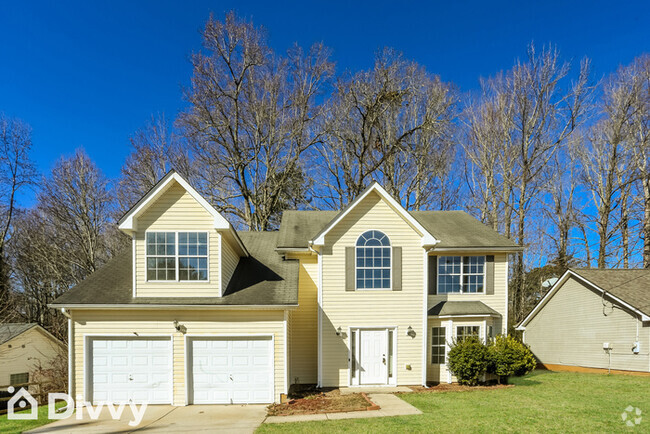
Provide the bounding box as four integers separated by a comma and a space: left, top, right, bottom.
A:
429, 246, 523, 253
49, 303, 299, 310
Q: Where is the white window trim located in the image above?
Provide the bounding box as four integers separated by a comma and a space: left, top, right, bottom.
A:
354, 231, 392, 291
145, 231, 210, 283
455, 325, 481, 341
437, 255, 486, 294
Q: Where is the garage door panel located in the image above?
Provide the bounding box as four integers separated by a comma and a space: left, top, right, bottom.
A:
190, 337, 273, 404
90, 337, 172, 405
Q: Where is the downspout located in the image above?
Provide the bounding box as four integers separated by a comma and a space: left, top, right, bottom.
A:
422, 249, 428, 387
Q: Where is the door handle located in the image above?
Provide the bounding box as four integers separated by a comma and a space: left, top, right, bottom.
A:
382, 357, 386, 365
229, 374, 233, 382
129, 374, 133, 381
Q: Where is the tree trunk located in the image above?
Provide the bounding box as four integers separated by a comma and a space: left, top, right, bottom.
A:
643, 176, 650, 268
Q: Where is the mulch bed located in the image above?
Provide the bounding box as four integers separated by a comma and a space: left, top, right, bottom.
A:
407, 383, 514, 393
267, 388, 379, 416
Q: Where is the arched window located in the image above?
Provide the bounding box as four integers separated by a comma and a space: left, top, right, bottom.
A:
356, 230, 391, 289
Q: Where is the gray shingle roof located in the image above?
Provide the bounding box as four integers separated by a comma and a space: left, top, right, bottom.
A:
277, 211, 338, 249
411, 211, 518, 249
570, 268, 650, 316
0, 323, 38, 345
428, 301, 501, 317
50, 231, 298, 307
276, 210, 518, 250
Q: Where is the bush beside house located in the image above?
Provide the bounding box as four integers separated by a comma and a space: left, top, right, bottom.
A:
448, 336, 536, 385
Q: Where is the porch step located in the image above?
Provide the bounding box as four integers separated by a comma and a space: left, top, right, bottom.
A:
339, 386, 413, 395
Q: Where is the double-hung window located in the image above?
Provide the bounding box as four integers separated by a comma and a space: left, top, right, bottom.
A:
438, 256, 485, 293
146, 231, 208, 282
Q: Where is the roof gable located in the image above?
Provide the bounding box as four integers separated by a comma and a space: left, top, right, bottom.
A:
311, 183, 438, 247
118, 170, 248, 256
517, 269, 650, 329
0, 323, 64, 347
118, 170, 230, 231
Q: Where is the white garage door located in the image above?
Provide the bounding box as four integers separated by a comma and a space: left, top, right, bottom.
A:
90, 337, 172, 404
190, 337, 273, 404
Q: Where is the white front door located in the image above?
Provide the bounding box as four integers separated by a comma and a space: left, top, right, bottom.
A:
189, 337, 274, 404
359, 329, 388, 385
90, 337, 172, 404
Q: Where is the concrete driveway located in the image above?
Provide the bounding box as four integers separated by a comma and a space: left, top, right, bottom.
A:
27, 404, 267, 434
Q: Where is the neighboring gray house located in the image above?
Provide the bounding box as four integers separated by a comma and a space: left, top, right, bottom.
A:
517, 269, 650, 374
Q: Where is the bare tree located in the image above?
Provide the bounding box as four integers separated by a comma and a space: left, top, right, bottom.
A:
543, 147, 583, 270
38, 149, 115, 279
0, 114, 36, 317
179, 12, 333, 230
316, 49, 458, 210
622, 55, 650, 267
9, 209, 71, 338
463, 82, 517, 235
117, 114, 193, 214
464, 45, 590, 324
576, 63, 640, 268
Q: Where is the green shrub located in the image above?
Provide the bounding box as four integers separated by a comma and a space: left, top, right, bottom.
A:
487, 335, 537, 382
447, 336, 489, 386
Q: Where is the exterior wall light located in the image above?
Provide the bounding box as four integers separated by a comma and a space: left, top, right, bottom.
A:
336, 326, 343, 336
406, 326, 416, 338
174, 320, 187, 334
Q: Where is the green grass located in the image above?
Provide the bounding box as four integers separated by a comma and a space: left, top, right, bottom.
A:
258, 370, 650, 433
0, 402, 64, 434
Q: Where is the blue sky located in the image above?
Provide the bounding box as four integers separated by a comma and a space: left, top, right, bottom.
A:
1, 0, 649, 206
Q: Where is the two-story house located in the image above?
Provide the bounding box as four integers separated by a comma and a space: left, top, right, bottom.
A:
51, 170, 520, 405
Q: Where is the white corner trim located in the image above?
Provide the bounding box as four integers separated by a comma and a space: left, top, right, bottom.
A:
67, 316, 73, 396
504, 257, 509, 335
132, 235, 137, 298
317, 248, 323, 388
311, 183, 439, 247
283, 310, 288, 395
118, 172, 231, 231
218, 232, 223, 297
422, 250, 428, 386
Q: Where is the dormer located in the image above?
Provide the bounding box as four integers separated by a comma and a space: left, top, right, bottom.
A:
118, 170, 248, 298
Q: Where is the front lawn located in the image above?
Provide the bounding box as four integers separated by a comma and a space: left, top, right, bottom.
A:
258, 370, 650, 433
0, 402, 62, 434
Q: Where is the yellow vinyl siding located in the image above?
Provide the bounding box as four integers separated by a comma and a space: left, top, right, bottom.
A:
221, 236, 240, 293
0, 328, 65, 387
135, 182, 220, 297
525, 276, 650, 372
70, 309, 287, 404
321, 191, 425, 387
428, 252, 508, 334
287, 254, 318, 384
